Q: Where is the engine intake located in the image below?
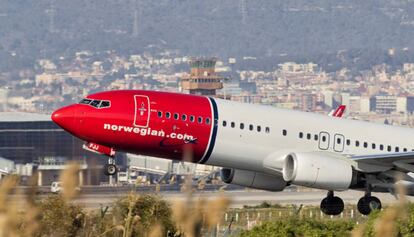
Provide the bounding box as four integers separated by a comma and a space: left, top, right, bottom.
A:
220, 168, 286, 191
282, 152, 354, 191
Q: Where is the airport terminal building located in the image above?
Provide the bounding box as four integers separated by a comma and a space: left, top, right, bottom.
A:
0, 112, 126, 185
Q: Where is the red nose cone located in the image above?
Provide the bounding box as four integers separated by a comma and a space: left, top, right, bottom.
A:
51, 105, 78, 134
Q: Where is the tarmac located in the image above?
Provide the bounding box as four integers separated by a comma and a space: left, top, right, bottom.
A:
70, 187, 412, 210
11, 185, 414, 210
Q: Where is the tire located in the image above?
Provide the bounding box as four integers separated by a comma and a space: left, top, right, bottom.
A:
104, 164, 117, 176
368, 196, 382, 210
320, 196, 344, 215
357, 196, 381, 215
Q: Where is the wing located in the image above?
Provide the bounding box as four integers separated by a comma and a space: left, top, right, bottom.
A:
351, 152, 414, 182
352, 152, 414, 167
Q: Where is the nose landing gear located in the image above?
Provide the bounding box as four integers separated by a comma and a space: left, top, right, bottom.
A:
320, 191, 344, 215
104, 157, 117, 176
82, 142, 118, 176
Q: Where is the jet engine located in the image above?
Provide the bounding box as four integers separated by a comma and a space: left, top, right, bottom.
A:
220, 168, 287, 191
282, 152, 357, 191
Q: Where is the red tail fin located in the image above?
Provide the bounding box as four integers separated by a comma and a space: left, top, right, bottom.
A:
332, 105, 346, 117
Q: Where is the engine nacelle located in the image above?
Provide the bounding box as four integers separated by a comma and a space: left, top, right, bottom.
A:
220, 168, 287, 191
282, 152, 354, 191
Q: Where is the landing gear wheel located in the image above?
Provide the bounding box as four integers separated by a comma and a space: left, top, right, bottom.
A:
320, 195, 344, 215
104, 164, 117, 176
357, 196, 382, 215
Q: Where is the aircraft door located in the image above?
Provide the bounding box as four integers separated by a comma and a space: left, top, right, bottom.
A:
333, 134, 345, 152
318, 131, 330, 150
133, 95, 150, 127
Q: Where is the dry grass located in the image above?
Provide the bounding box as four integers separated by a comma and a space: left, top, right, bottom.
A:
171, 173, 231, 237
352, 179, 410, 237
0, 143, 341, 237
15, 151, 414, 237
59, 162, 81, 201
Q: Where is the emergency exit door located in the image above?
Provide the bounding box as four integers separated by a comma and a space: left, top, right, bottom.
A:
134, 95, 150, 127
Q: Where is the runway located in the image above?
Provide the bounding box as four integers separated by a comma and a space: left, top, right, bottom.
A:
10, 184, 413, 210
70, 189, 412, 210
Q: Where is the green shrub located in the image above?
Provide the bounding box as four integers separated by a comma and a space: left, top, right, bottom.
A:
239, 217, 355, 237
112, 193, 176, 236
358, 203, 414, 237
243, 201, 282, 209
36, 195, 84, 237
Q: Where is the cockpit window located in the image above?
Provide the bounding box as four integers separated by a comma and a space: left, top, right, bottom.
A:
100, 101, 110, 108
79, 98, 111, 109
79, 99, 92, 104
90, 100, 101, 108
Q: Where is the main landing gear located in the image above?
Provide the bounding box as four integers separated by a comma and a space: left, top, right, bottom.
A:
104, 157, 117, 176
320, 190, 382, 216
320, 191, 344, 215
357, 189, 382, 215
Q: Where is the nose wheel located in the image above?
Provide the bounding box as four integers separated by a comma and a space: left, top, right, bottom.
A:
104, 157, 117, 176
320, 191, 344, 215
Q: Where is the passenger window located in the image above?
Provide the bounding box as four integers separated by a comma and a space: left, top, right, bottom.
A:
299, 132, 303, 139
223, 121, 227, 127
363, 142, 368, 148
157, 111, 162, 118
314, 134, 318, 141
206, 118, 211, 124
372, 143, 376, 149
337, 138, 341, 144
173, 113, 179, 120
380, 144, 384, 151
166, 112, 171, 119
190, 115, 195, 122
231, 122, 235, 128
249, 124, 254, 131
265, 127, 270, 133
404, 148, 408, 152
198, 116, 203, 124
387, 145, 392, 152
322, 136, 326, 142
395, 147, 399, 152
283, 130, 287, 136
182, 114, 187, 121
240, 123, 244, 129
346, 139, 350, 146
355, 141, 360, 147
307, 133, 311, 140
100, 101, 110, 108
257, 126, 261, 132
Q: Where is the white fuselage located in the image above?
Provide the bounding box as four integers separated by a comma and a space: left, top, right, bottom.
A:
206, 98, 414, 174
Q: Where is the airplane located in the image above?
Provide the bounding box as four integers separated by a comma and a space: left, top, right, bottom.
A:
52, 90, 414, 216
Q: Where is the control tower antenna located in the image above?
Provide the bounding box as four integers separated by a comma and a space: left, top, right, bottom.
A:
46, 0, 57, 33
239, 0, 247, 24
132, 0, 139, 37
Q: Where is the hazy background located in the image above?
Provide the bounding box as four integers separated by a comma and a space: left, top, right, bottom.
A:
1, 0, 414, 72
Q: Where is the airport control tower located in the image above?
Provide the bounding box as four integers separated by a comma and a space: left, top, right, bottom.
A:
181, 58, 224, 96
